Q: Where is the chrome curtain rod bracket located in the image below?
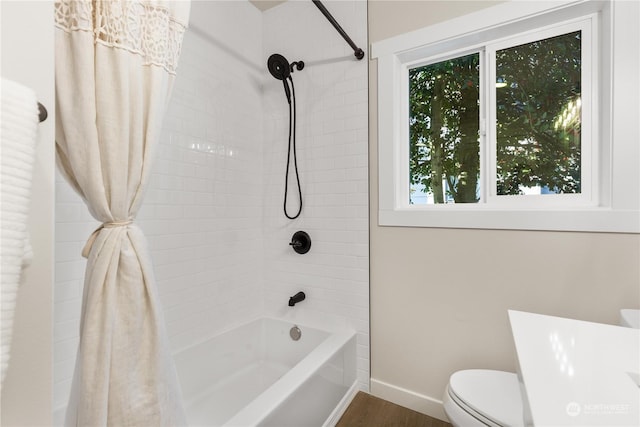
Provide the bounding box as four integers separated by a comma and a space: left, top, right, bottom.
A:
311, 0, 365, 60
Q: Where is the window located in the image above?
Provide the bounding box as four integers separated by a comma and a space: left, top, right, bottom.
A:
494, 31, 583, 198
409, 52, 480, 205
374, 0, 640, 233
488, 24, 591, 207
407, 22, 590, 207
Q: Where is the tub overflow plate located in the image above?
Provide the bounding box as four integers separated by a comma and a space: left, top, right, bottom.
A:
290, 325, 302, 341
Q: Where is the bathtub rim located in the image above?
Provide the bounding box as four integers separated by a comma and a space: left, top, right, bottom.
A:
222, 327, 357, 427
172, 314, 344, 358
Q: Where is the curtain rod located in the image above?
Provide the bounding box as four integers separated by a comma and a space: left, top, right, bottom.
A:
311, 0, 365, 60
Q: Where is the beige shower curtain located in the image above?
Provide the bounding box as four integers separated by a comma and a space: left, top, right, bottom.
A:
54, 1, 190, 424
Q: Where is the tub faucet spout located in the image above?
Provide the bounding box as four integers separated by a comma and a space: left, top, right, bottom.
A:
288, 291, 306, 307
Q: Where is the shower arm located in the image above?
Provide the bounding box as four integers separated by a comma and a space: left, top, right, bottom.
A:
311, 0, 365, 60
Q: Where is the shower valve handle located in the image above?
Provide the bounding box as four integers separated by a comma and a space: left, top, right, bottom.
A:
289, 231, 311, 254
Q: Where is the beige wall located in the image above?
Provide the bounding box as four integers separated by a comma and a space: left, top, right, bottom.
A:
1, 1, 54, 425
368, 0, 640, 420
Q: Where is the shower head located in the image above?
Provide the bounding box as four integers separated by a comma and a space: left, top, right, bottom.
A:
267, 54, 305, 80
268, 53, 304, 105
268, 54, 291, 81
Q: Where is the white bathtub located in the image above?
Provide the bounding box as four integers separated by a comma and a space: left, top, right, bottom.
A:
174, 318, 358, 427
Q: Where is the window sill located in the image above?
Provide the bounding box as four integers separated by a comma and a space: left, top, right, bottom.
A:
379, 207, 640, 233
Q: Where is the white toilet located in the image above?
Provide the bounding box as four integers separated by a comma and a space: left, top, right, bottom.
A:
443, 309, 640, 427
443, 369, 524, 427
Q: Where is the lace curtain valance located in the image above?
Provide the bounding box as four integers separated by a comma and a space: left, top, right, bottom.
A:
54, 0, 188, 74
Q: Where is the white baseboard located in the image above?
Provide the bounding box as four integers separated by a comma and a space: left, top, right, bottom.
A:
370, 378, 449, 422
323, 380, 359, 427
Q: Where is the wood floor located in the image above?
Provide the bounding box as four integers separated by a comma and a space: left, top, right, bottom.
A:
336, 392, 452, 427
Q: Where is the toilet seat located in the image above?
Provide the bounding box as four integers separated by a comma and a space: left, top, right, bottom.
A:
446, 369, 524, 427
445, 384, 503, 427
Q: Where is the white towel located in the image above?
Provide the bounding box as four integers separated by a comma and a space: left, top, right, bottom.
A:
0, 77, 39, 385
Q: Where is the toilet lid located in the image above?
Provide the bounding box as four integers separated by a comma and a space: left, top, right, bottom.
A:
449, 369, 524, 427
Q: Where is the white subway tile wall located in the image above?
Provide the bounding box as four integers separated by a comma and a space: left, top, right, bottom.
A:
147, 0, 265, 354
261, 0, 370, 391
53, 0, 368, 417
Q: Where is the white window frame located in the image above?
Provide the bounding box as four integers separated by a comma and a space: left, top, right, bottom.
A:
373, 0, 640, 233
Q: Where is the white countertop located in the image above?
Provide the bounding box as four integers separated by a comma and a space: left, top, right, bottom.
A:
509, 310, 640, 426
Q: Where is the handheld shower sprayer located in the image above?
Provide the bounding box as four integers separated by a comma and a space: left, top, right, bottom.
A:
267, 53, 305, 220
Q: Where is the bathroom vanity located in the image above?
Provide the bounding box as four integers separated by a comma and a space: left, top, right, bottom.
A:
509, 310, 640, 426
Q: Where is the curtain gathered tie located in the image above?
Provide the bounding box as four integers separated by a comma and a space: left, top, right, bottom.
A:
82, 219, 134, 258
102, 219, 134, 228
